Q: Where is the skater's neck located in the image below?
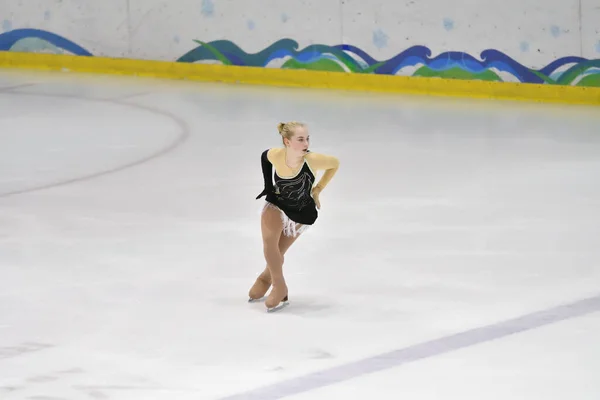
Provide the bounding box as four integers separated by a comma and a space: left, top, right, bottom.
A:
285, 148, 305, 168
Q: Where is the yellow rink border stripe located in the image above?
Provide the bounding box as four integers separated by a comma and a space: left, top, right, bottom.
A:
1, 51, 599, 105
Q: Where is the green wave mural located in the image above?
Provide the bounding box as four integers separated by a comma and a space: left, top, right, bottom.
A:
1, 30, 599, 87
177, 39, 600, 87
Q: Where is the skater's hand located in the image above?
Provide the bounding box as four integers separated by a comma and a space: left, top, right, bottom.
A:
312, 186, 322, 209
255, 189, 268, 199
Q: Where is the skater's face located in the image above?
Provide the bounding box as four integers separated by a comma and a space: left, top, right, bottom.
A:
285, 126, 310, 154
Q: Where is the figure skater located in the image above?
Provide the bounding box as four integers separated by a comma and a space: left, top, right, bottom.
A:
249, 121, 340, 312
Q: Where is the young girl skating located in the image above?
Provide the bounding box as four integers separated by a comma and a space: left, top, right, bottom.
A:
250, 121, 340, 312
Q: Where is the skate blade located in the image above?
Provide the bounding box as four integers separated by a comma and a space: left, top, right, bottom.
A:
266, 299, 289, 313
248, 296, 265, 303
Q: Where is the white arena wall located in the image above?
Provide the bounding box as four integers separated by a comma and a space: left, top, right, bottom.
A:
1, 0, 599, 87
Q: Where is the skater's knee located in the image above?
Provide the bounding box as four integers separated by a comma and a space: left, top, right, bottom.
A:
262, 231, 280, 249
263, 243, 283, 264
263, 242, 281, 257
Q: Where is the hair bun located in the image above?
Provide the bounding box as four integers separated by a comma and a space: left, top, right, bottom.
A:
277, 122, 286, 134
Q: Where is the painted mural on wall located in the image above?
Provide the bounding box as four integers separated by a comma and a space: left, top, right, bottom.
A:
1, 28, 599, 87
0, 29, 92, 56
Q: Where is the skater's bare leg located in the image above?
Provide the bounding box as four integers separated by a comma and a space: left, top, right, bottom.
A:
248, 230, 302, 298
276, 231, 301, 271
260, 206, 286, 306
260, 206, 304, 308
249, 215, 303, 300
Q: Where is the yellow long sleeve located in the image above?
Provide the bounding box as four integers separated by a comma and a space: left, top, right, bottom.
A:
305, 152, 340, 191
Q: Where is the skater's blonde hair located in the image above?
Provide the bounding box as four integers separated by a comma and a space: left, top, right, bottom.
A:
278, 121, 305, 146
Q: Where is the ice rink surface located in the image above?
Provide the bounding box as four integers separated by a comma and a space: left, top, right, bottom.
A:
0, 69, 599, 400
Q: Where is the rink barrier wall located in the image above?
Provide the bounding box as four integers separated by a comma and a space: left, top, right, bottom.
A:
1, 51, 599, 106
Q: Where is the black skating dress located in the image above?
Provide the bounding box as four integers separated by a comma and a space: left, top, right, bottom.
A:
256, 149, 318, 226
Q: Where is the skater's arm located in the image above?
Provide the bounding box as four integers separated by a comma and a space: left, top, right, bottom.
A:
307, 152, 340, 191
256, 149, 274, 199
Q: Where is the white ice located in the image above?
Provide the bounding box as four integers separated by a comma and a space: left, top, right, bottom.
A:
0, 69, 599, 400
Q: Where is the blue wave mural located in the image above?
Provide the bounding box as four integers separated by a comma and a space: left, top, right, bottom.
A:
177, 39, 600, 87
1, 29, 599, 87
0, 28, 92, 56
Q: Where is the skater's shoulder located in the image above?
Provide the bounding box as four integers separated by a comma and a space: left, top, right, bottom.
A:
266, 147, 284, 160
305, 151, 340, 167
